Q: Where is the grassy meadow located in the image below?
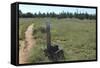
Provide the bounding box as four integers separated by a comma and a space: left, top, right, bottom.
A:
19, 18, 96, 63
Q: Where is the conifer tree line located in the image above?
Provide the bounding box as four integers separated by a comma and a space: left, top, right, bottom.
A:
19, 10, 96, 20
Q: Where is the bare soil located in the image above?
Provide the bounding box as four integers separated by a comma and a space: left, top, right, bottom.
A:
19, 24, 36, 64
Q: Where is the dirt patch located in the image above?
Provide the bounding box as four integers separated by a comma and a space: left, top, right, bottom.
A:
19, 24, 36, 64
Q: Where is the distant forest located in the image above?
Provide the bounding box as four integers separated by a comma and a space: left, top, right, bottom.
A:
19, 10, 96, 20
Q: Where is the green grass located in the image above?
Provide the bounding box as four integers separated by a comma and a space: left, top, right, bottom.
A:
19, 18, 96, 63
19, 18, 33, 40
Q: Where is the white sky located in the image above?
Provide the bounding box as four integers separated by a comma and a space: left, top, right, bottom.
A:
19, 4, 96, 14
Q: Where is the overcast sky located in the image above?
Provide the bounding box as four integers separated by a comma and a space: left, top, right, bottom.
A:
19, 4, 96, 14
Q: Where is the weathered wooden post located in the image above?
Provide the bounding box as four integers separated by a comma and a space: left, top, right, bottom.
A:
44, 21, 64, 61
46, 21, 51, 50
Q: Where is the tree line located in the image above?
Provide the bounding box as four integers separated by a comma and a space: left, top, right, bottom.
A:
19, 10, 96, 20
